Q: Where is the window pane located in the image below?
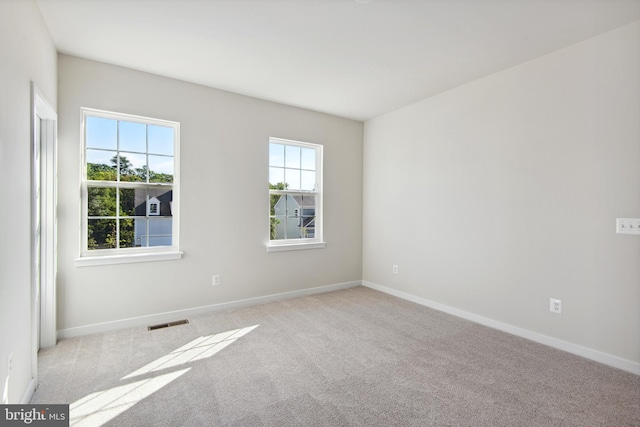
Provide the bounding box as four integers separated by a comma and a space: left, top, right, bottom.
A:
86, 150, 117, 181
269, 143, 284, 167
300, 215, 315, 238
88, 219, 117, 250
285, 217, 305, 239
120, 188, 136, 216
148, 155, 174, 183
148, 218, 173, 246
299, 194, 316, 213
270, 212, 316, 240
270, 193, 283, 216
300, 170, 316, 191
133, 218, 147, 247
287, 196, 299, 216
270, 192, 318, 240
269, 167, 285, 188
119, 121, 146, 153
301, 148, 315, 170
285, 145, 300, 168
285, 168, 300, 190
269, 217, 279, 240
271, 216, 286, 240
87, 187, 116, 216
148, 125, 174, 155
86, 116, 117, 150
119, 153, 147, 182
133, 188, 148, 216
276, 194, 289, 216
147, 188, 173, 216
119, 218, 136, 248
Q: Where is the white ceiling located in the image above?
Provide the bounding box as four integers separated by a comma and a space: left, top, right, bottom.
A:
36, 0, 640, 121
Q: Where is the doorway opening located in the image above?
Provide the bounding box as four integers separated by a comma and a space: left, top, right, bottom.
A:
31, 83, 57, 390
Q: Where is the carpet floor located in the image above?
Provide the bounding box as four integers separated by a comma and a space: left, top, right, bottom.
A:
31, 286, 639, 426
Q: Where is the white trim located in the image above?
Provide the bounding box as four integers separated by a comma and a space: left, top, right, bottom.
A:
269, 137, 321, 151
58, 281, 361, 339
81, 107, 179, 128
362, 281, 640, 376
19, 379, 36, 405
79, 107, 180, 258
31, 83, 58, 407
75, 250, 183, 267
267, 241, 326, 252
269, 137, 323, 245
36, 99, 58, 350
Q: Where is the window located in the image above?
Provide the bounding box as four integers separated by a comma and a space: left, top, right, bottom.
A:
147, 197, 160, 216
78, 108, 180, 264
268, 137, 324, 251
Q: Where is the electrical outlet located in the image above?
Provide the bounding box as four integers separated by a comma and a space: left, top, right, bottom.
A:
550, 298, 562, 314
7, 353, 12, 374
616, 218, 640, 235
392, 265, 398, 274
212, 275, 221, 286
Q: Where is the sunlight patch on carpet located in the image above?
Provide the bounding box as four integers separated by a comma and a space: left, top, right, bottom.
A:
70, 368, 190, 427
69, 325, 259, 427
123, 325, 260, 380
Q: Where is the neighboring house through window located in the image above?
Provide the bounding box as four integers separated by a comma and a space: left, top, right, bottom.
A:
268, 137, 324, 251
273, 195, 315, 238
79, 108, 180, 263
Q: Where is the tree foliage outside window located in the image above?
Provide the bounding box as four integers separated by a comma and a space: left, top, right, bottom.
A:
269, 182, 287, 239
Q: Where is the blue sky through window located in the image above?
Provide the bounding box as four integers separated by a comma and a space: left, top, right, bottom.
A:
86, 115, 175, 180
269, 141, 316, 191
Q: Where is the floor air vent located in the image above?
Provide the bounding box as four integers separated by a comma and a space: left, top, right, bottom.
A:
148, 319, 189, 331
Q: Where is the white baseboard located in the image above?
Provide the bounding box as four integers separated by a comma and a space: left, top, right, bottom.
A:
19, 378, 36, 404
58, 281, 361, 340
363, 281, 640, 376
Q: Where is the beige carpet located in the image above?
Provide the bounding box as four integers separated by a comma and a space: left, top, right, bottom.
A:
31, 286, 639, 426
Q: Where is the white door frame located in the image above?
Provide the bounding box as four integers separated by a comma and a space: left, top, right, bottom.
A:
31, 82, 57, 384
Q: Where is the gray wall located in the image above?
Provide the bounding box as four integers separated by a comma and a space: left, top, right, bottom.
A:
363, 21, 640, 365
2, 5, 637, 405
0, 0, 57, 403
56, 55, 363, 331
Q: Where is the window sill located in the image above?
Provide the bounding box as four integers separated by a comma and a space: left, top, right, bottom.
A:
75, 250, 183, 267
266, 242, 326, 252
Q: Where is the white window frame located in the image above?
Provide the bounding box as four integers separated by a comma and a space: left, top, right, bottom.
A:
75, 108, 182, 266
267, 137, 325, 252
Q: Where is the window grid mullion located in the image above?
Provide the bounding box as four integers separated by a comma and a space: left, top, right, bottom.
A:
283, 196, 288, 240
146, 124, 149, 184
116, 120, 121, 182
115, 121, 121, 248
86, 181, 172, 190
115, 185, 120, 249
145, 191, 149, 247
